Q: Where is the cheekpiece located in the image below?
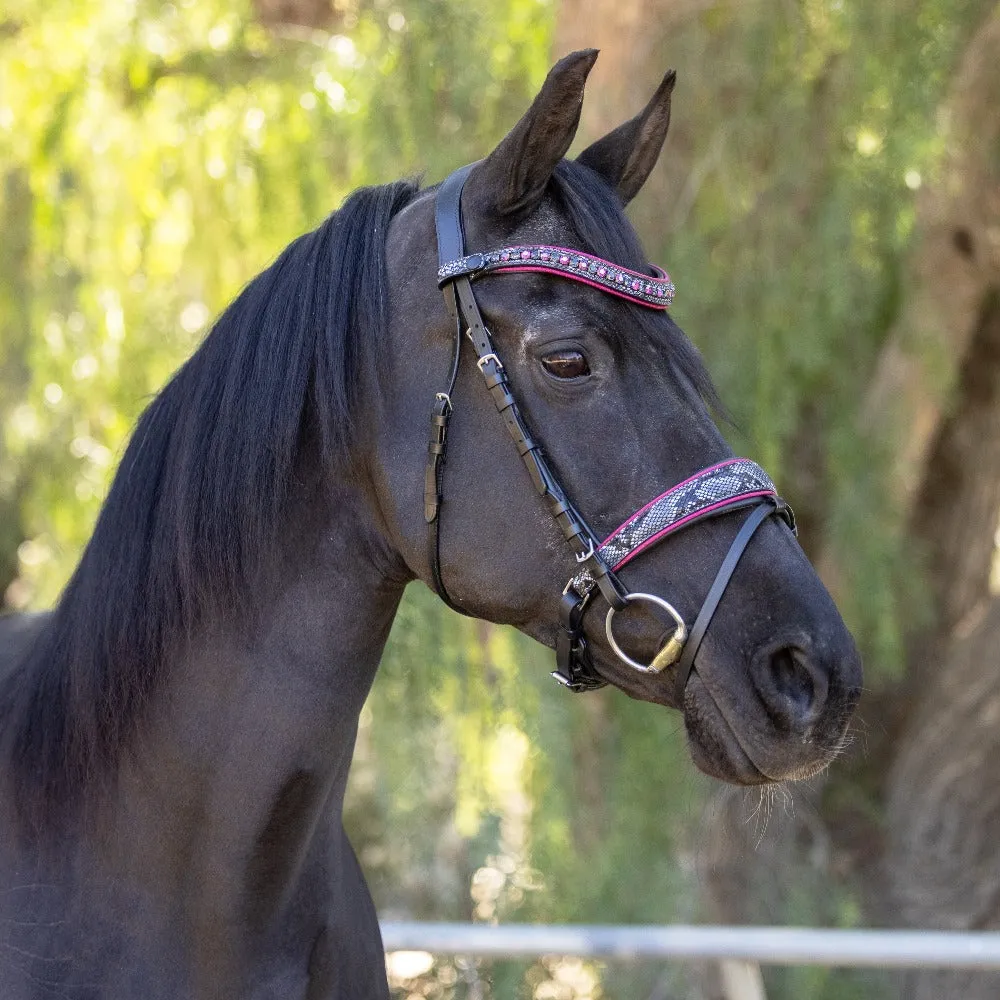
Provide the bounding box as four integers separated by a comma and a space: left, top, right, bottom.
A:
437, 245, 675, 309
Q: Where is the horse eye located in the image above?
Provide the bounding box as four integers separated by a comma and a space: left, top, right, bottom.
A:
541, 350, 590, 380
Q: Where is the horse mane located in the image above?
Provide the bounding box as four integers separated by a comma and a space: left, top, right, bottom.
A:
0, 179, 419, 823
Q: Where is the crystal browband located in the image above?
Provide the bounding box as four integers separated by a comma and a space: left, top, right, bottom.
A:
437, 245, 675, 309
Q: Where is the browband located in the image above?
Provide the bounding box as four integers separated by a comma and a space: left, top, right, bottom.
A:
438, 245, 675, 309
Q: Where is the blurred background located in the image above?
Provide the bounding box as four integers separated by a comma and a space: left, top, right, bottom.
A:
2, 0, 999, 997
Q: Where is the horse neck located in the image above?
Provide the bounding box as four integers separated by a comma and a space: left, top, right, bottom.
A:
103, 474, 407, 931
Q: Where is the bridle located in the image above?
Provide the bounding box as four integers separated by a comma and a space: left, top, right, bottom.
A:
425, 164, 796, 702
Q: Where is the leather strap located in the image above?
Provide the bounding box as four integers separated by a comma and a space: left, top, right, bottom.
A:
430, 165, 625, 618
434, 163, 476, 270
423, 165, 474, 614
673, 501, 778, 704
553, 589, 607, 692
437, 246, 675, 308
571, 457, 790, 595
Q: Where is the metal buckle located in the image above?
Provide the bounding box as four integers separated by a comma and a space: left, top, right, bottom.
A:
574, 539, 595, 564
476, 353, 503, 372
435, 392, 452, 412
605, 592, 687, 674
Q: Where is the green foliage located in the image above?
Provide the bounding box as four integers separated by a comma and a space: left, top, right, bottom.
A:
0, 0, 552, 607
1, 2, 995, 998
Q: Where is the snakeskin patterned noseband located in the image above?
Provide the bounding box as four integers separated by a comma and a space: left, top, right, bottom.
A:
427, 163, 796, 702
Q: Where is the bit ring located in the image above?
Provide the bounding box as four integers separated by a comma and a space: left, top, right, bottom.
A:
605, 592, 687, 674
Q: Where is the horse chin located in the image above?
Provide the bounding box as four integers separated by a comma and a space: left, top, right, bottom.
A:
682, 673, 829, 786
682, 675, 773, 785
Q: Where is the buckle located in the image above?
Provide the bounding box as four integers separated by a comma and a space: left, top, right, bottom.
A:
476, 353, 503, 372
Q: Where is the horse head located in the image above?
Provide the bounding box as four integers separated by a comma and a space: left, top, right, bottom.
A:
374, 50, 862, 785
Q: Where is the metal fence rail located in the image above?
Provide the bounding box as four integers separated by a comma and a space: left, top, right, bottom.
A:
380, 922, 1000, 970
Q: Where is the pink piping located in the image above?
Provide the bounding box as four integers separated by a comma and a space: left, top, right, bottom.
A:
599, 457, 745, 548
491, 265, 671, 309
607, 490, 775, 572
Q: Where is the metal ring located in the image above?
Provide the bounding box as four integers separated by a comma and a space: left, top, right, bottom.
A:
605, 593, 687, 674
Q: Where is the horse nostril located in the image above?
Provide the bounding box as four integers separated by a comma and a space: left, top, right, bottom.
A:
760, 644, 829, 731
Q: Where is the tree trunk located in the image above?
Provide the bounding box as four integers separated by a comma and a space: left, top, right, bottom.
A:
252, 0, 339, 32
823, 5, 1000, 578
556, 6, 1000, 998
553, 0, 714, 229
884, 285, 1000, 1000
554, 0, 671, 141
887, 603, 1000, 999
873, 0, 1000, 941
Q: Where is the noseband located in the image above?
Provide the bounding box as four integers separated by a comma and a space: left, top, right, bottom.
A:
426, 164, 796, 702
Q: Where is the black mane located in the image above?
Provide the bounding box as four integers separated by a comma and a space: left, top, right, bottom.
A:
1, 180, 418, 821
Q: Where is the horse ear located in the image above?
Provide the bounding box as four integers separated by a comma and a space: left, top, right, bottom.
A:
469, 49, 599, 218
576, 69, 676, 205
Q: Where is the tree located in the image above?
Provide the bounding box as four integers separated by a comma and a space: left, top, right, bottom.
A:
880, 10, 1000, 998
7, 1, 1000, 997
554, 2, 1000, 999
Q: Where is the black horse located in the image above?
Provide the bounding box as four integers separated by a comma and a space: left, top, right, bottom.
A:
0, 51, 861, 999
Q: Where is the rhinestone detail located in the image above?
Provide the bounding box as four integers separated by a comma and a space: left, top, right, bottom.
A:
437, 244, 675, 309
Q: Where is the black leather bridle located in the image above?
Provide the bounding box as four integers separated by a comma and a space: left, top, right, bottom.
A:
424, 164, 795, 702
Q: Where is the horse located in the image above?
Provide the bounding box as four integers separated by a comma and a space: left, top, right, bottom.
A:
0, 50, 861, 999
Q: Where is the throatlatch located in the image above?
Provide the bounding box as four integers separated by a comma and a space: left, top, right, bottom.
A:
427, 163, 795, 702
